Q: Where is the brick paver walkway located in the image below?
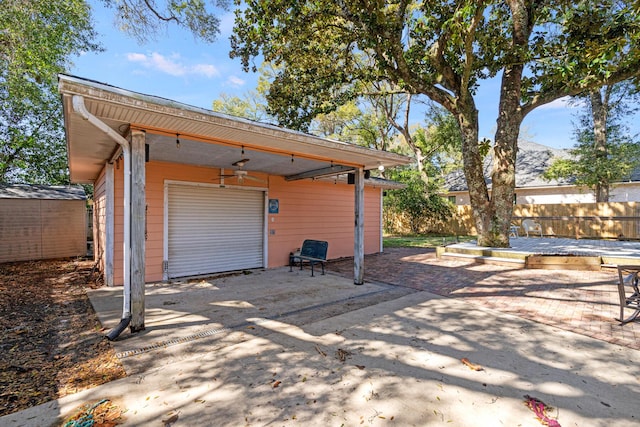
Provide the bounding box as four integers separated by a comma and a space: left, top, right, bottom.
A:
327, 247, 640, 350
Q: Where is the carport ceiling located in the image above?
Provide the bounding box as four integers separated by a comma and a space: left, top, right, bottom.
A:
146, 132, 331, 177
59, 75, 410, 184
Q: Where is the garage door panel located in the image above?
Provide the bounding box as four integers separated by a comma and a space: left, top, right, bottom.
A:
167, 184, 264, 278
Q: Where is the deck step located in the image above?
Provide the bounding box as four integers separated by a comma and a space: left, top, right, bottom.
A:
601, 256, 640, 267
439, 239, 640, 271
525, 255, 601, 271
442, 252, 526, 268
444, 246, 528, 260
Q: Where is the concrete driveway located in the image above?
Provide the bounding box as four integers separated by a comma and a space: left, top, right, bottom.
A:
88, 268, 414, 375
2, 264, 640, 426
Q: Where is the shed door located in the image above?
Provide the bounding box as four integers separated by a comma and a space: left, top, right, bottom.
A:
167, 183, 264, 279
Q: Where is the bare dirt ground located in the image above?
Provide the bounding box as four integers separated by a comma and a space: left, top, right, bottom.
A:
0, 259, 126, 418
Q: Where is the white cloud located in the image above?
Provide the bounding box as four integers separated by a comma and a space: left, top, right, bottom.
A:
151, 53, 188, 76
226, 75, 246, 86
192, 64, 219, 78
126, 52, 219, 78
127, 52, 148, 63
537, 96, 585, 110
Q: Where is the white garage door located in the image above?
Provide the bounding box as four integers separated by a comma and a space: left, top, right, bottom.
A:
166, 183, 264, 279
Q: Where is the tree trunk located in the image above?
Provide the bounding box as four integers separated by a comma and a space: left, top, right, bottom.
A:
487, 64, 523, 247
471, 0, 530, 248
390, 95, 431, 185
591, 89, 610, 202
456, 100, 493, 243
413, 146, 429, 183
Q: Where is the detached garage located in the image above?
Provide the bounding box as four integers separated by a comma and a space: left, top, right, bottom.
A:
0, 184, 87, 263
58, 74, 410, 332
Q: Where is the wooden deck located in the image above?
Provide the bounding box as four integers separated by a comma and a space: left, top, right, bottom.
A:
440, 237, 640, 270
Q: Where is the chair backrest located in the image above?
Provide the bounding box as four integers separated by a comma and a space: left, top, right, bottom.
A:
522, 219, 538, 230
300, 240, 329, 259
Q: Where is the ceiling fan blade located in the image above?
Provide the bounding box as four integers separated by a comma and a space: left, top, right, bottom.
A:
244, 175, 267, 184
213, 169, 265, 185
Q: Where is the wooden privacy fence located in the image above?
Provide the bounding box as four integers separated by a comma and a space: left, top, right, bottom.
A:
387, 202, 640, 239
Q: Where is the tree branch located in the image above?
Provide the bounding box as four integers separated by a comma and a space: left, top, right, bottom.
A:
142, 0, 179, 23
461, 1, 486, 95
522, 65, 640, 116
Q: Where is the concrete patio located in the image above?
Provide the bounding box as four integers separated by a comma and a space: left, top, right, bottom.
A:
2, 256, 639, 427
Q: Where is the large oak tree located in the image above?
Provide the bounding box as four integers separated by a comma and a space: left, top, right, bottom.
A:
0, 0, 100, 184
230, 0, 640, 246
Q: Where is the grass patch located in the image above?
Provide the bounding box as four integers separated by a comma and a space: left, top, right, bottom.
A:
383, 235, 475, 248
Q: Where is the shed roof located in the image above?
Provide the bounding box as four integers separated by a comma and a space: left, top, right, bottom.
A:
0, 184, 86, 200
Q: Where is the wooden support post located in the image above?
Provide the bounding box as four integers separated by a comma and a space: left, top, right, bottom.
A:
354, 167, 365, 285
130, 130, 146, 332
379, 190, 384, 252
105, 163, 114, 287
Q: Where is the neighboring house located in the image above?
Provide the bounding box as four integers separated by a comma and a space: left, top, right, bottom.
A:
58, 74, 410, 291
0, 184, 87, 263
443, 140, 640, 204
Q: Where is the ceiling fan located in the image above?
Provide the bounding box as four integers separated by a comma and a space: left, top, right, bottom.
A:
216, 158, 267, 185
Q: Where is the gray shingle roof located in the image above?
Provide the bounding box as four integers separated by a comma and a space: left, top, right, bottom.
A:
0, 184, 86, 200
444, 140, 576, 191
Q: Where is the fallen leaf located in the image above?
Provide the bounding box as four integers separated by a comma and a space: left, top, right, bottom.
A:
162, 413, 179, 426
523, 395, 560, 427
461, 357, 483, 371
335, 348, 352, 362
315, 344, 327, 357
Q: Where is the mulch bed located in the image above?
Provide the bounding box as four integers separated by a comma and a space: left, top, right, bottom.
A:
0, 259, 126, 418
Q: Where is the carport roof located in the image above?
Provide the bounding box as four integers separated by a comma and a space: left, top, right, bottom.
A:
58, 74, 411, 184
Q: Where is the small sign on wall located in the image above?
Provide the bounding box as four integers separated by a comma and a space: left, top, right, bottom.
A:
268, 199, 279, 214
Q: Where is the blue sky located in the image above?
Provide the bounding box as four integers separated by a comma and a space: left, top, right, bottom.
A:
71, 1, 592, 150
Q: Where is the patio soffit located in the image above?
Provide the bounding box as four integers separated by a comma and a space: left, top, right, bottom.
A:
58, 74, 410, 184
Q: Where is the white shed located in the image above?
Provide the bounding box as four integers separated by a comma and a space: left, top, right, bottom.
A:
0, 184, 87, 263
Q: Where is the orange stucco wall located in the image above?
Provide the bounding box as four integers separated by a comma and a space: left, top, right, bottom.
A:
100, 160, 383, 285
266, 175, 382, 267
93, 167, 107, 276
